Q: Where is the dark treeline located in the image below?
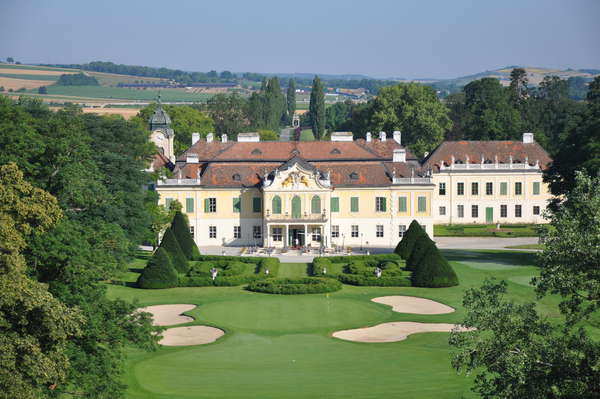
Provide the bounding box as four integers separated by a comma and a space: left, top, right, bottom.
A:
56, 72, 99, 86
0, 97, 163, 398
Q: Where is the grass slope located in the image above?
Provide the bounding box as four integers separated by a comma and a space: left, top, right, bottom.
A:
106, 250, 589, 399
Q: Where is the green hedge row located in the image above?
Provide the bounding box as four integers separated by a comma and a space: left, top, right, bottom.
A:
246, 278, 342, 294
311, 254, 409, 286
177, 256, 280, 287
338, 274, 411, 287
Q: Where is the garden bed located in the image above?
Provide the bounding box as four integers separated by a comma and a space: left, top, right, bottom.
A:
178, 256, 280, 287
312, 254, 411, 286
246, 277, 342, 294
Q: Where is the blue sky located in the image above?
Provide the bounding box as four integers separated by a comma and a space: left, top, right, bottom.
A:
1, 0, 598, 79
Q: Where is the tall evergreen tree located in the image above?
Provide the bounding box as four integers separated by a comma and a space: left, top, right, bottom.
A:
137, 247, 178, 289
309, 76, 325, 139
170, 211, 200, 259
159, 227, 188, 273
287, 79, 296, 124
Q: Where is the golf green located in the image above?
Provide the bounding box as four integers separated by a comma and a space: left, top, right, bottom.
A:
107, 251, 578, 399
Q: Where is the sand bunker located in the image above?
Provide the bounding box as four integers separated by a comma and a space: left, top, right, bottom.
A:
160, 326, 225, 346
139, 304, 196, 326
372, 296, 455, 315
333, 322, 472, 343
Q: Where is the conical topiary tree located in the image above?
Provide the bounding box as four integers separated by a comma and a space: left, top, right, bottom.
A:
171, 211, 200, 259
406, 234, 436, 271
137, 247, 178, 289
411, 247, 459, 288
395, 220, 426, 259
160, 227, 189, 273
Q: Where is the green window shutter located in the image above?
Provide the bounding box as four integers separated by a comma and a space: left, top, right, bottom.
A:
204, 198, 209, 213
272, 196, 282, 214
186, 198, 194, 213
330, 197, 339, 212
311, 196, 321, 214
381, 198, 387, 212
165, 198, 173, 209
500, 182, 508, 195
253, 197, 261, 213
233, 197, 241, 213
533, 182, 540, 195
418, 196, 426, 212
350, 197, 359, 212
399, 197, 407, 212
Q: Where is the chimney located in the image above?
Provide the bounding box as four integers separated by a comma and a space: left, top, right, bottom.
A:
186, 153, 199, 163
222, 134, 228, 143
366, 132, 372, 142
206, 133, 214, 143
379, 131, 386, 141
237, 132, 260, 142
393, 148, 406, 163
523, 132, 534, 144
330, 131, 353, 142
192, 132, 200, 145
393, 130, 401, 144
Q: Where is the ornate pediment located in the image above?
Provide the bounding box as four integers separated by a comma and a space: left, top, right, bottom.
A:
263, 156, 330, 190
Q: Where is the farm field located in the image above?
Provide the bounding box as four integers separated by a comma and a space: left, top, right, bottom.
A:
28, 85, 214, 102
105, 250, 586, 399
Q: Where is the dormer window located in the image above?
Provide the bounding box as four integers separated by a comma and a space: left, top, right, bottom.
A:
455, 160, 464, 164
330, 148, 341, 154
484, 159, 493, 164
232, 174, 241, 181
251, 148, 262, 155
350, 172, 359, 180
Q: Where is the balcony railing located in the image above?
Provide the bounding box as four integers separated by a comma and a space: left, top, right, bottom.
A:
156, 178, 201, 186
440, 161, 540, 171
265, 212, 328, 223
393, 177, 433, 184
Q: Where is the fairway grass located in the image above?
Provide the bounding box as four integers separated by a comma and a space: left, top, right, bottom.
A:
107, 250, 585, 399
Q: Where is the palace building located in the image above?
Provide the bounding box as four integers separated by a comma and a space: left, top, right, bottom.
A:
151, 104, 552, 249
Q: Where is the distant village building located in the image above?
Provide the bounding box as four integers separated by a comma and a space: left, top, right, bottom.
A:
152, 106, 551, 248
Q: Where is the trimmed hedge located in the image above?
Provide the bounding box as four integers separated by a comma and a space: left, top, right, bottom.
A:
311, 254, 402, 276
136, 247, 178, 289
177, 256, 280, 287
160, 228, 189, 273
411, 247, 459, 288
406, 234, 436, 271
395, 220, 426, 259
311, 254, 410, 286
246, 278, 342, 294
338, 274, 411, 287
171, 211, 199, 260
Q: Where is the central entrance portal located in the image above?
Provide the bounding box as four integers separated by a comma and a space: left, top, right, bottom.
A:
289, 227, 305, 248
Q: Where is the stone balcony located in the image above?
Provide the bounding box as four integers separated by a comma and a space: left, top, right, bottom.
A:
264, 211, 328, 223
156, 178, 201, 186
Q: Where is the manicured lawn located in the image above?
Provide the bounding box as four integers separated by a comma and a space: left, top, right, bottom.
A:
300, 129, 315, 141
106, 250, 587, 399
434, 223, 540, 237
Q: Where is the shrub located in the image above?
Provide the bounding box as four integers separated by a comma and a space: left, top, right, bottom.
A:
246, 278, 342, 294
160, 227, 189, 273
395, 220, 426, 259
406, 235, 436, 271
338, 274, 411, 287
411, 247, 459, 288
137, 247, 178, 289
170, 211, 198, 260
177, 256, 280, 287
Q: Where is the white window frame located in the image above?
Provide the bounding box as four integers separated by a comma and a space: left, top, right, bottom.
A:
209, 225, 217, 239
331, 225, 339, 238
398, 225, 407, 238
376, 225, 384, 238
439, 206, 446, 216
312, 227, 322, 242
233, 226, 241, 239
457, 204, 464, 218
351, 225, 359, 238
272, 227, 283, 242
253, 225, 262, 239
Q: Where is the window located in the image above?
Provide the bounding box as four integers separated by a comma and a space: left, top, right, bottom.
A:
417, 196, 427, 213
457, 182, 464, 195
233, 197, 241, 213
311, 195, 321, 214
312, 227, 321, 242
190, 226, 195, 239
165, 198, 173, 209
515, 182, 523, 195
486, 182, 493, 195
350, 172, 359, 180
398, 197, 407, 213
351, 225, 359, 238
439, 206, 446, 216
472, 205, 479, 218
533, 206, 540, 215
399, 225, 407, 238
209, 225, 217, 238
500, 182, 508, 195
253, 226, 262, 239
350, 197, 359, 212
515, 205, 522, 217
457, 205, 464, 218
501, 205, 507, 218
533, 182, 540, 195
272, 227, 282, 242
376, 197, 387, 212
330, 197, 339, 212
232, 174, 241, 181
186, 198, 194, 213
252, 197, 261, 213
272, 195, 282, 214
471, 182, 479, 195
332, 225, 339, 238
233, 226, 241, 239
439, 182, 446, 195
376, 225, 384, 238
205, 198, 216, 213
